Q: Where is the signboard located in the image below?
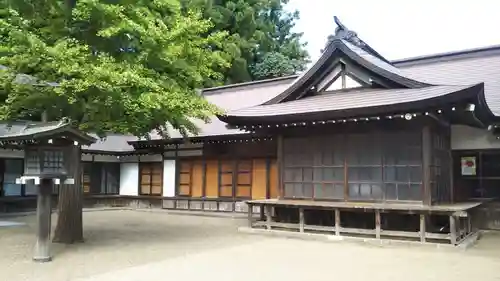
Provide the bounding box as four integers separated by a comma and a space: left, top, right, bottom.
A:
461, 156, 477, 176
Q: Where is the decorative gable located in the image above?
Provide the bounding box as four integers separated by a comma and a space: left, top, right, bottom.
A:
263, 16, 431, 105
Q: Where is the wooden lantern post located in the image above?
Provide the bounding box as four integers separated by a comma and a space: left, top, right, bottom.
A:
0, 119, 95, 262
18, 141, 77, 262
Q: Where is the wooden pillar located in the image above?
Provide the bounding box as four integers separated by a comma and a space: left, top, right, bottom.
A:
277, 135, 284, 199
449, 215, 457, 245
375, 210, 381, 239
247, 204, 253, 228
449, 150, 454, 203
422, 126, 432, 205
265, 205, 272, 230
299, 208, 305, 233
420, 214, 426, 243
335, 209, 340, 236
33, 178, 52, 263
467, 215, 472, 234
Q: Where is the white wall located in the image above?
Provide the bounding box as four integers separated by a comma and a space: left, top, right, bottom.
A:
119, 163, 138, 196
162, 160, 176, 197
451, 125, 500, 150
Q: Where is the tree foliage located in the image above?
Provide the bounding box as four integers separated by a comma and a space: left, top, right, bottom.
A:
184, 0, 309, 83
0, 0, 233, 137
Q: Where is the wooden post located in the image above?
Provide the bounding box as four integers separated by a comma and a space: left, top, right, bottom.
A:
422, 126, 432, 206
259, 205, 265, 221
420, 214, 426, 243
265, 205, 272, 230
247, 204, 253, 228
335, 209, 340, 236
299, 208, 305, 233
375, 210, 381, 239
468, 216, 472, 234
33, 178, 52, 263
277, 135, 284, 199
449, 215, 457, 245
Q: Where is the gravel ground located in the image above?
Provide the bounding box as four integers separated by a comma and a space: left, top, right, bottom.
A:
1, 210, 500, 281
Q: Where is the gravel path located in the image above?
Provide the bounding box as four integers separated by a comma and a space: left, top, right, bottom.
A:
1, 210, 500, 281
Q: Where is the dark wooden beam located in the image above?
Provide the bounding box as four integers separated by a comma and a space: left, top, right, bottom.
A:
335, 209, 341, 236
277, 135, 284, 199
299, 208, 305, 233
422, 126, 432, 205
449, 215, 457, 245
375, 210, 381, 239
420, 214, 426, 243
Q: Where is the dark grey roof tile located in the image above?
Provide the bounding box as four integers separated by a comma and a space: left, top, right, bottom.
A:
396, 53, 500, 116
226, 85, 477, 118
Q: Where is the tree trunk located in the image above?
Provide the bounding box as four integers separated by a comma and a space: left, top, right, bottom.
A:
52, 144, 84, 244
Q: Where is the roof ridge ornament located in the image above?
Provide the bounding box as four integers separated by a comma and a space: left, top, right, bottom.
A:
333, 16, 365, 48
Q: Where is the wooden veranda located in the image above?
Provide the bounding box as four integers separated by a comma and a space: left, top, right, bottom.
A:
247, 199, 482, 245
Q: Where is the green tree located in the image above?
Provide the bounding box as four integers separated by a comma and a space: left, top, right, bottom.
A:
0, 0, 232, 243
184, 0, 309, 83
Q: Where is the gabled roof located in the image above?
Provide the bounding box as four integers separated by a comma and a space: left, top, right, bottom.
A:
394, 47, 500, 117
263, 17, 431, 105
0, 118, 96, 145
219, 17, 495, 127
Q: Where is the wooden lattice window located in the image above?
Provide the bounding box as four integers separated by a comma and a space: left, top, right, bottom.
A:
283, 132, 423, 201
236, 160, 252, 198
140, 162, 163, 195
178, 161, 192, 196
284, 136, 345, 199
218, 160, 253, 198
219, 160, 233, 197
82, 162, 92, 194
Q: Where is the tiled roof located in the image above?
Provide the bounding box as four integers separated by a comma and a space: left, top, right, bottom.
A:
143, 76, 295, 140
83, 134, 137, 152
0, 119, 95, 145
395, 50, 500, 116
223, 84, 482, 119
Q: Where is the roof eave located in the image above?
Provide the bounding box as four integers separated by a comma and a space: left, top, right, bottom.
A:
220, 84, 486, 125
0, 123, 96, 145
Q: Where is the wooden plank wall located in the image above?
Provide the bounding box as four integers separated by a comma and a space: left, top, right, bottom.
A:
178, 158, 278, 199
252, 159, 267, 199
191, 160, 204, 197
205, 160, 219, 198
269, 160, 279, 199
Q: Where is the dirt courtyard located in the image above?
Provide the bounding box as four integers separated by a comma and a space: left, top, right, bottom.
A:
1, 210, 500, 281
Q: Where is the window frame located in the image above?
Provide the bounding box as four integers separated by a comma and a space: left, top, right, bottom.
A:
139, 162, 163, 196
282, 132, 424, 202
217, 159, 253, 199
177, 160, 193, 197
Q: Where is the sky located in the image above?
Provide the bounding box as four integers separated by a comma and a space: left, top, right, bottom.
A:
286, 0, 500, 62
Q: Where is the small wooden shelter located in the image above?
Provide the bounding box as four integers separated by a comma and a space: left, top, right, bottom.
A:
219, 17, 495, 245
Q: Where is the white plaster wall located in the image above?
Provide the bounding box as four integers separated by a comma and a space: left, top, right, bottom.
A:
119, 163, 138, 196
162, 160, 176, 197
451, 125, 500, 150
